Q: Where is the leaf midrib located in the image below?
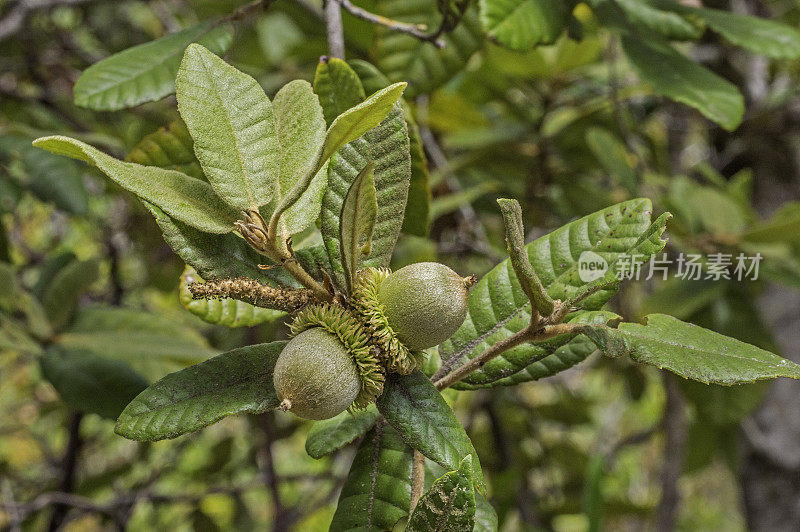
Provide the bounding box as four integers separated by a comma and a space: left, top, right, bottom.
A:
197, 51, 257, 208
393, 379, 471, 477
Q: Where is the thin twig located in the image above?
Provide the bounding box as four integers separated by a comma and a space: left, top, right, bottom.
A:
409, 450, 426, 514
432, 307, 526, 382
236, 211, 332, 301
47, 412, 84, 531
434, 321, 580, 390
655, 374, 687, 532
4, 492, 116, 519
260, 413, 294, 532
1, 482, 271, 524
416, 96, 502, 262
225, 0, 278, 23
324, 0, 345, 59
0, 0, 94, 43
339, 0, 445, 48
1, 478, 22, 532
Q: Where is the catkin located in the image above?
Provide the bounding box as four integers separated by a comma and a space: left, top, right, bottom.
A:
188, 278, 314, 312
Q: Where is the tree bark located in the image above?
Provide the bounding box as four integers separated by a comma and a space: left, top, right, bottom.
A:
655, 375, 687, 532
743, 285, 800, 530
47, 412, 83, 531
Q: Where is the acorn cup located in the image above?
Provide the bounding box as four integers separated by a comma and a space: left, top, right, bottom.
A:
350, 262, 472, 373
274, 304, 384, 420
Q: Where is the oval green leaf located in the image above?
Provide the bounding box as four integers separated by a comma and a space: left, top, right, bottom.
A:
377, 371, 485, 491
73, 21, 233, 111
115, 342, 285, 441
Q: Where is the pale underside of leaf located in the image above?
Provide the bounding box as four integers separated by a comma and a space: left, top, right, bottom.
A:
261, 79, 327, 236
322, 104, 411, 289
125, 119, 204, 180
320, 82, 408, 164
407, 455, 476, 532
176, 43, 279, 209
340, 162, 378, 293
32, 136, 238, 233
145, 203, 297, 288
313, 57, 366, 126
271, 82, 406, 230
348, 59, 432, 237
424, 460, 498, 532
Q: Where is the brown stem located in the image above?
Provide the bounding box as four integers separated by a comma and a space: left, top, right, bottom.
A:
434, 322, 580, 390
416, 96, 503, 263
260, 412, 294, 532
106, 233, 124, 306
225, 0, 278, 23
655, 375, 687, 532
339, 0, 445, 48
282, 259, 332, 301
47, 412, 83, 531
409, 450, 426, 515
236, 212, 332, 301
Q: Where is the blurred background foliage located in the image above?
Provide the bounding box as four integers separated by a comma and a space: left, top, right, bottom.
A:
2, 0, 800, 530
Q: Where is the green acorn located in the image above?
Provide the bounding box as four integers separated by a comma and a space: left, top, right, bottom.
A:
351, 262, 472, 368
274, 328, 360, 420
378, 262, 471, 350
274, 304, 384, 420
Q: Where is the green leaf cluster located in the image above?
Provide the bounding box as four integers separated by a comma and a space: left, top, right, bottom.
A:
34, 45, 407, 250
477, 0, 800, 130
